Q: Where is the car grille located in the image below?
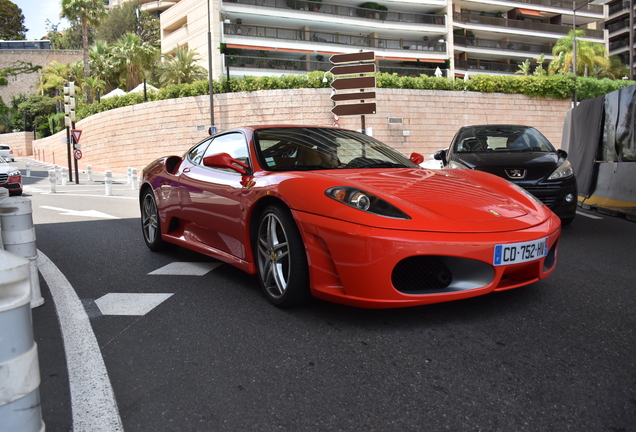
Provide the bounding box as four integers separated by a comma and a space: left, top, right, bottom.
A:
521, 184, 561, 208
392, 256, 453, 293
0, 173, 8, 184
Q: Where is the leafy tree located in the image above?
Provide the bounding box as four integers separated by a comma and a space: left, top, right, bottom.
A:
60, 0, 107, 102
0, 96, 12, 133
82, 75, 106, 103
0, 0, 28, 40
45, 19, 86, 50
112, 33, 158, 91
549, 29, 609, 77
16, 94, 57, 137
159, 45, 208, 86
95, 1, 139, 43
38, 61, 72, 96
515, 59, 531, 76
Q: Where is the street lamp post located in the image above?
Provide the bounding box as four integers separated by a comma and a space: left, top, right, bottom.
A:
207, 0, 215, 133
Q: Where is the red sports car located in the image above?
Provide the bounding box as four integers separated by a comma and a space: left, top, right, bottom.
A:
140, 126, 561, 308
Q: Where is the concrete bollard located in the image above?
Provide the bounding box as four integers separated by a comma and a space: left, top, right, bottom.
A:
0, 188, 7, 249
105, 170, 113, 196
54, 165, 60, 182
0, 249, 45, 432
87, 165, 93, 182
0, 197, 44, 308
127, 166, 132, 185
61, 168, 68, 186
25, 163, 30, 178
131, 168, 139, 190
48, 170, 56, 194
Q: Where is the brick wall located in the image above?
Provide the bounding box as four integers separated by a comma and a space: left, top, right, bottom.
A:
23, 88, 571, 173
0, 50, 82, 103
0, 132, 33, 157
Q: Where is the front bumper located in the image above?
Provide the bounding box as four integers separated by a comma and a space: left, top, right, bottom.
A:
294, 210, 561, 308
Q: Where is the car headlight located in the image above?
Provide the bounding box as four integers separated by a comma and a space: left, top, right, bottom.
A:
326, 186, 411, 219
8, 169, 21, 177
548, 160, 574, 180
449, 159, 469, 169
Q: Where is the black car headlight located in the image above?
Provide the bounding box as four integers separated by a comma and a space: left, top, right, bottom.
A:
326, 186, 411, 219
548, 160, 574, 180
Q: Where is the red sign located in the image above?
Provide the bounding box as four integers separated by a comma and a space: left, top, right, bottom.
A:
71, 129, 82, 143
74, 149, 83, 160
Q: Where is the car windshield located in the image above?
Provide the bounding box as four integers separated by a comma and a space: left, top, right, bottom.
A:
453, 126, 556, 153
253, 127, 418, 171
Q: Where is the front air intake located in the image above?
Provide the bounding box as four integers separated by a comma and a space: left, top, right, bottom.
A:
392, 256, 453, 293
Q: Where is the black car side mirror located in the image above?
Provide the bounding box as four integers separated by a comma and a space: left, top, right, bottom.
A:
557, 149, 568, 159
434, 150, 447, 166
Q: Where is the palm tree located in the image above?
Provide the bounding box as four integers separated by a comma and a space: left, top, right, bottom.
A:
160, 45, 208, 86
89, 40, 119, 92
112, 33, 158, 91
549, 29, 609, 76
82, 76, 106, 103
38, 61, 71, 96
60, 0, 107, 102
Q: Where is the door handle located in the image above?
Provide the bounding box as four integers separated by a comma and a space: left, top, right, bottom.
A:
183, 168, 191, 173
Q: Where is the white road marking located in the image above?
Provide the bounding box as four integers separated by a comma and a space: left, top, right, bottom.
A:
40, 206, 121, 219
148, 262, 222, 276
95, 293, 174, 316
576, 210, 603, 220
37, 250, 123, 432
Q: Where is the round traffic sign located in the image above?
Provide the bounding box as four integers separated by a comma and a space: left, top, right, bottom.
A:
74, 149, 83, 160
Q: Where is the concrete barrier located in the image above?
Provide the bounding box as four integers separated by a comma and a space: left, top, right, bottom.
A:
0, 249, 45, 432
579, 162, 636, 221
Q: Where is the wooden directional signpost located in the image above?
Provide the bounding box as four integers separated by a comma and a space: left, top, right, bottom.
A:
329, 51, 376, 133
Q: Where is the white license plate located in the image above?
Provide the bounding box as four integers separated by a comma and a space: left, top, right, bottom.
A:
493, 238, 549, 266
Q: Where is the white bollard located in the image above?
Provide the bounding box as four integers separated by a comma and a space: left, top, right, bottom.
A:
61, 168, 68, 186
25, 163, 30, 178
0, 197, 44, 307
0, 249, 45, 432
87, 165, 93, 182
127, 166, 132, 185
54, 165, 60, 182
48, 170, 56, 193
0, 188, 7, 249
105, 170, 113, 196
131, 168, 139, 190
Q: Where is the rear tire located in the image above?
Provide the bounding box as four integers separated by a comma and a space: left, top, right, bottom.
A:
141, 189, 170, 251
256, 205, 311, 307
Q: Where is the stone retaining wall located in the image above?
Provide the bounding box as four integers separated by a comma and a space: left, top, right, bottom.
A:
21, 88, 571, 172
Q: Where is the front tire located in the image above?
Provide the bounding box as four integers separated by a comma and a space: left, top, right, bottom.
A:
256, 205, 311, 307
141, 189, 169, 251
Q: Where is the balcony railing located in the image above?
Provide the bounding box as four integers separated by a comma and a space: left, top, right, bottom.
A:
224, 24, 447, 53
609, 1, 631, 16
607, 19, 631, 34
223, 0, 446, 26
454, 36, 553, 55
454, 12, 604, 39
224, 55, 443, 77
504, 0, 603, 14
455, 58, 520, 74
609, 38, 630, 52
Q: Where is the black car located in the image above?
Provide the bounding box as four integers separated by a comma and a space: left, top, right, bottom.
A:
435, 124, 577, 224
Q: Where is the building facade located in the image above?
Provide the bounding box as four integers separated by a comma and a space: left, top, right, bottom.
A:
606, 0, 635, 78
150, 0, 609, 79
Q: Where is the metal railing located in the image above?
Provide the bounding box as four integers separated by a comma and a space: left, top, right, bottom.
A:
224, 24, 447, 53
453, 12, 604, 39
608, 1, 631, 16
607, 18, 631, 34
223, 0, 445, 26
224, 55, 443, 77
454, 36, 553, 55
454, 58, 520, 74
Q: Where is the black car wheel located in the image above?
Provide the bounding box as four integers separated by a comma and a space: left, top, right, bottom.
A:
141, 189, 169, 251
256, 205, 311, 307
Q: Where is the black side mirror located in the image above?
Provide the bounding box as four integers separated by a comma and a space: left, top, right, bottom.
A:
434, 150, 447, 166
557, 149, 568, 159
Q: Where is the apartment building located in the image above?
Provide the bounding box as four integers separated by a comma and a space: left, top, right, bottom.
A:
606, 0, 634, 78
111, 0, 610, 78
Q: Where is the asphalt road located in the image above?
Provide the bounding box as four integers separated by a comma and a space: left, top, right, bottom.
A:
9, 159, 635, 431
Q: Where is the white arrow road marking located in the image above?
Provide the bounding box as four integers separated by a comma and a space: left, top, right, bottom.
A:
40, 206, 120, 219
148, 262, 222, 276
95, 293, 174, 316
37, 250, 124, 432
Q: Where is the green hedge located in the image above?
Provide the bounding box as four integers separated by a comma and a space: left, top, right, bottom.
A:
76, 71, 634, 122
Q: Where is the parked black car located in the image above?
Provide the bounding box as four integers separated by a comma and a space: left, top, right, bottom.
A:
435, 125, 577, 224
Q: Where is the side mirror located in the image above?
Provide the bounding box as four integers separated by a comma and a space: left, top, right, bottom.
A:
203, 153, 250, 175
557, 149, 568, 159
434, 150, 447, 166
409, 152, 424, 165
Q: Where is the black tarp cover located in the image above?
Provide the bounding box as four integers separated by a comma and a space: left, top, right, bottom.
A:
565, 96, 605, 198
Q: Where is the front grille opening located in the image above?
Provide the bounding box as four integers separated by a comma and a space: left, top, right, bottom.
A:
392, 256, 452, 293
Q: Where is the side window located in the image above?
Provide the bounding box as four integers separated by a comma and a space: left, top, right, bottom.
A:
188, 139, 212, 165
203, 132, 250, 172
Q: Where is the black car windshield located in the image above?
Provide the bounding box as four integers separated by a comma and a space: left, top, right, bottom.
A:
253, 127, 418, 171
453, 125, 556, 153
